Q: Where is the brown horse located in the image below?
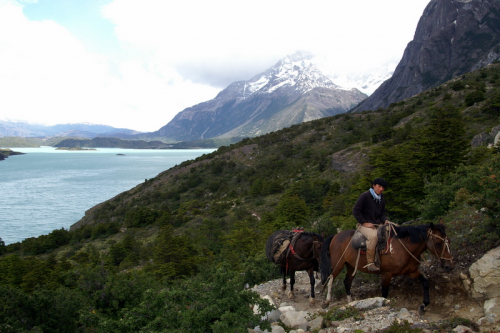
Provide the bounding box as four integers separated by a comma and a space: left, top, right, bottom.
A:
320, 220, 455, 314
266, 230, 324, 304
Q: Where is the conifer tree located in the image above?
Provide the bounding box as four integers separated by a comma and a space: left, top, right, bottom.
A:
413, 104, 468, 175
369, 104, 468, 220
153, 225, 199, 280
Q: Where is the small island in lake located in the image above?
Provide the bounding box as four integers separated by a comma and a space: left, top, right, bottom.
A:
55, 147, 97, 151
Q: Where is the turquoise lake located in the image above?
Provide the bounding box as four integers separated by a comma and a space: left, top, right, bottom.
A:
0, 147, 215, 245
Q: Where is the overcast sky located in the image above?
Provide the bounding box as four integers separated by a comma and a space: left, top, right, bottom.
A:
0, 0, 431, 132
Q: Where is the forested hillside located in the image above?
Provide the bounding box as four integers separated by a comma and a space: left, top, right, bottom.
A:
1, 64, 499, 332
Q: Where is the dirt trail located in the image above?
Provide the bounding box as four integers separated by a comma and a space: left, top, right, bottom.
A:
252, 266, 488, 329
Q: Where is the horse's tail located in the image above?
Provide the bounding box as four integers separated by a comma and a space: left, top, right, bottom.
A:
309, 232, 324, 272
265, 230, 292, 263
320, 234, 334, 285
265, 231, 278, 262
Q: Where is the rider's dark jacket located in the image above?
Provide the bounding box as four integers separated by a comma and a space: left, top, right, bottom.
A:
352, 191, 387, 225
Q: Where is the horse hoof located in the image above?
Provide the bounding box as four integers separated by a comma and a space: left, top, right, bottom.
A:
346, 295, 353, 303
281, 284, 286, 291
288, 292, 295, 300
321, 301, 329, 309
309, 297, 315, 305
418, 304, 426, 316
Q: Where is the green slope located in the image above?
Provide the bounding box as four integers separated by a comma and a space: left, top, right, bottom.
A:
1, 63, 499, 332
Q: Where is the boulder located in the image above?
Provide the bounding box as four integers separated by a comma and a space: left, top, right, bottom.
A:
347, 297, 387, 310
453, 325, 474, 333
280, 310, 309, 330
468, 246, 500, 300
254, 295, 281, 322
483, 297, 500, 324
270, 325, 286, 333
308, 316, 325, 330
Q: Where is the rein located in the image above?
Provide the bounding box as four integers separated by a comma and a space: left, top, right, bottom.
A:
321, 237, 353, 292
389, 223, 424, 264
389, 223, 453, 264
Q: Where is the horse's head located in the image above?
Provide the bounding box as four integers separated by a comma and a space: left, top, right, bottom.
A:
427, 219, 455, 272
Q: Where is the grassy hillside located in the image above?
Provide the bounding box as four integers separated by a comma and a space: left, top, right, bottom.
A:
1, 63, 499, 332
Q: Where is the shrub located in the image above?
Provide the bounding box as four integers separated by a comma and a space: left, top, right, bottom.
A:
465, 90, 485, 106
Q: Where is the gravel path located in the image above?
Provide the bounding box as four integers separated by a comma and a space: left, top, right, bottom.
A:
251, 270, 497, 332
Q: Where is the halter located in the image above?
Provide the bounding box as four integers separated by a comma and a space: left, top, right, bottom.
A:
427, 229, 453, 262
390, 223, 453, 264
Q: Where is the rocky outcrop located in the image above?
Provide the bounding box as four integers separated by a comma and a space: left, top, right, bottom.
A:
461, 246, 500, 325
470, 125, 500, 148
468, 246, 500, 300
353, 0, 500, 112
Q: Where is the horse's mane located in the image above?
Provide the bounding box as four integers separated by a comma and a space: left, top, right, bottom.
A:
392, 224, 446, 243
301, 231, 325, 243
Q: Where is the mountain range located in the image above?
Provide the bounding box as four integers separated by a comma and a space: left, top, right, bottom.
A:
3, 0, 500, 145
141, 0, 500, 142
145, 53, 367, 142
0, 121, 141, 139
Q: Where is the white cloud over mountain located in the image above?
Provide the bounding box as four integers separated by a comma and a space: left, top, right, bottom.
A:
0, 0, 430, 132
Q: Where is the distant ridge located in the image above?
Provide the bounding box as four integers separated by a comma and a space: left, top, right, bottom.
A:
0, 120, 141, 138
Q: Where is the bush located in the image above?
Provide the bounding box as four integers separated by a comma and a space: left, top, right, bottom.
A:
465, 90, 485, 106
419, 155, 500, 250
92, 264, 273, 333
451, 81, 465, 91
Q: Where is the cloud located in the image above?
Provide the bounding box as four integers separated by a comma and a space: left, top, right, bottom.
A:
0, 0, 219, 131
102, 0, 430, 86
0, 0, 430, 132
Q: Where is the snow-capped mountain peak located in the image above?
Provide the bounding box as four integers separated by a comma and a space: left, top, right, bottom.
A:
242, 52, 340, 98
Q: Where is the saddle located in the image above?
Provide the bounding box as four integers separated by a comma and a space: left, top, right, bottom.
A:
269, 229, 305, 264
351, 225, 391, 254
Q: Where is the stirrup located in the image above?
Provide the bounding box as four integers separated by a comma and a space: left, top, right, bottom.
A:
363, 263, 380, 271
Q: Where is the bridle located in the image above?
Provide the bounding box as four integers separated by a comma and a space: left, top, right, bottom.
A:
389, 223, 453, 264
427, 229, 453, 262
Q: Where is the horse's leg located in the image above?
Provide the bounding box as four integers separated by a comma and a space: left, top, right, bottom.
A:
418, 274, 430, 315
322, 263, 345, 308
282, 266, 287, 291
307, 268, 315, 304
289, 270, 296, 300
381, 273, 393, 299
344, 264, 355, 303
323, 272, 334, 308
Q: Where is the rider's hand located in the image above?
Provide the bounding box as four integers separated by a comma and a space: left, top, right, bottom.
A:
384, 220, 390, 225
363, 223, 375, 228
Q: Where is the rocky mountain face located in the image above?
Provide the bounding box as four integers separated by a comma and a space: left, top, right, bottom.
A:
353, 0, 500, 112
150, 53, 367, 142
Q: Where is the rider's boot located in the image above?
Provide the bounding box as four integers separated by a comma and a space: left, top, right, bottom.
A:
364, 249, 380, 272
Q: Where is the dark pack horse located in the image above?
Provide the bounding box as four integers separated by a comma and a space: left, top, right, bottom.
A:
320, 220, 455, 314
266, 230, 324, 304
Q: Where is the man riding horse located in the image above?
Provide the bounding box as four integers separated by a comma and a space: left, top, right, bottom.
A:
352, 178, 389, 272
